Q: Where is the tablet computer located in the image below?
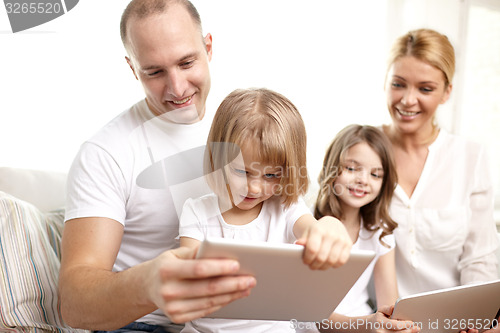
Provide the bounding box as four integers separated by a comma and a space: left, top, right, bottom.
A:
391, 279, 500, 333
196, 237, 375, 322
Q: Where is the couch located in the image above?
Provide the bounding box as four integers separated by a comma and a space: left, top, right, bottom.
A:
1, 166, 499, 332
0, 167, 89, 332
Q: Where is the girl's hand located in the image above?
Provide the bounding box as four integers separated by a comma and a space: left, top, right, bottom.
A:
296, 216, 352, 270
322, 307, 420, 333
365, 305, 420, 333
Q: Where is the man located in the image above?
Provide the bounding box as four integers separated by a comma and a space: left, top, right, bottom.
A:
58, 1, 256, 331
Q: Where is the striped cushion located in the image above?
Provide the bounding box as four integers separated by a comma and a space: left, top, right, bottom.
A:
0, 191, 89, 333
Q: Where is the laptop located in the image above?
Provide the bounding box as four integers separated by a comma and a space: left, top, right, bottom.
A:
391, 279, 500, 333
196, 237, 375, 322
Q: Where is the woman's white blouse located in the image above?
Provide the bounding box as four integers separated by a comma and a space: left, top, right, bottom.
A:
390, 130, 499, 296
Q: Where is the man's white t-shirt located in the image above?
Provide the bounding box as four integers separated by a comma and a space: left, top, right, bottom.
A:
65, 99, 212, 326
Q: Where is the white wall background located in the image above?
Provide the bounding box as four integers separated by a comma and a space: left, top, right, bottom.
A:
0, 1, 142, 173
0, 0, 494, 193
0, 0, 390, 182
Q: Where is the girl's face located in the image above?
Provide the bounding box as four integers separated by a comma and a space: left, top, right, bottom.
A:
333, 142, 384, 211
225, 144, 282, 212
385, 56, 452, 135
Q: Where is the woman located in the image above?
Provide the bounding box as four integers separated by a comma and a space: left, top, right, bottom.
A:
382, 28, 498, 297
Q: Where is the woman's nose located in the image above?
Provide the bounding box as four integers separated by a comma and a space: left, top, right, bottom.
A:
401, 87, 417, 106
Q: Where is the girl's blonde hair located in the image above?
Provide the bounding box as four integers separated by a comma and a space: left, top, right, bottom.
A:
387, 28, 455, 87
205, 88, 308, 208
314, 125, 398, 246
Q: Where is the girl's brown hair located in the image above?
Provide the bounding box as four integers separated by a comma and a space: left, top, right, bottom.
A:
205, 88, 308, 208
314, 125, 398, 246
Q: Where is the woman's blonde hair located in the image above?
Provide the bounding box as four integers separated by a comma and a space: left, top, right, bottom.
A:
205, 88, 308, 208
387, 28, 455, 87
314, 125, 398, 246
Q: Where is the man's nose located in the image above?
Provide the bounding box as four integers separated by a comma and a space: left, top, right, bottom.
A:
165, 69, 188, 98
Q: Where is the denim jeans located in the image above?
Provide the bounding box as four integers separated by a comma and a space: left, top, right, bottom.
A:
95, 321, 183, 333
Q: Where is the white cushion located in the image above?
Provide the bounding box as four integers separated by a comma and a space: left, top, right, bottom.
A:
0, 167, 66, 213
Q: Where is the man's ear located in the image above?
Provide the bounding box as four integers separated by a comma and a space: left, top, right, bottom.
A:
125, 56, 139, 80
204, 33, 213, 61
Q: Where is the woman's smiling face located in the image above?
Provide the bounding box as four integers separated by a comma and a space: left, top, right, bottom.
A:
386, 56, 452, 135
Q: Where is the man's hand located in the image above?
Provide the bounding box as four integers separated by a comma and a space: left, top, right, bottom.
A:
59, 218, 256, 329
145, 246, 256, 323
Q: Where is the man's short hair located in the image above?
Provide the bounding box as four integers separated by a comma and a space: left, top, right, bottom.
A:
120, 0, 202, 49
